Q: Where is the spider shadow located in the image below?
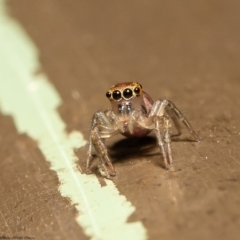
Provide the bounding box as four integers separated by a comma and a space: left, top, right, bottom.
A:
108, 134, 198, 166
108, 135, 159, 163
87, 136, 160, 177
87, 134, 198, 176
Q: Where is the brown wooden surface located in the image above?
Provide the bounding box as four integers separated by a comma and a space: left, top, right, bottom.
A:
1, 0, 240, 239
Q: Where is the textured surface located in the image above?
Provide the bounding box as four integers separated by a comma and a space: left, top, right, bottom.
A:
1, 0, 240, 239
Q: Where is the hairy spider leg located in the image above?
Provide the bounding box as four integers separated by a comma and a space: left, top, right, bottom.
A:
86, 110, 118, 178
154, 117, 169, 169
165, 108, 182, 137
145, 99, 199, 168
166, 100, 200, 141
164, 116, 173, 165
90, 128, 115, 178
138, 100, 172, 168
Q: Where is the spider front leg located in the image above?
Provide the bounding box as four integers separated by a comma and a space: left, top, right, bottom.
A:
163, 116, 173, 165
148, 99, 199, 168
150, 99, 200, 141
154, 116, 173, 169
86, 111, 118, 178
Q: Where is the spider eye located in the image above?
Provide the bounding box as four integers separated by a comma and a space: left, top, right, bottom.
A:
112, 90, 122, 100
134, 87, 140, 95
123, 88, 133, 99
106, 91, 111, 99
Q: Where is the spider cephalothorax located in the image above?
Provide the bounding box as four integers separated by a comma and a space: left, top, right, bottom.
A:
86, 82, 200, 178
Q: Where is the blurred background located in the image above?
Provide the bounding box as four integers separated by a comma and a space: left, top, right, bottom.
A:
1, 0, 240, 239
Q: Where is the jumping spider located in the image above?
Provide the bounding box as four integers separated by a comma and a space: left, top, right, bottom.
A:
87, 82, 200, 178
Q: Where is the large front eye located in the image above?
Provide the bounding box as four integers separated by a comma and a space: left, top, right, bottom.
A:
123, 88, 133, 99
106, 91, 111, 99
112, 90, 122, 100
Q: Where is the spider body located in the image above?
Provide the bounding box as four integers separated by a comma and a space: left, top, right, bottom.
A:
109, 83, 154, 138
87, 82, 200, 178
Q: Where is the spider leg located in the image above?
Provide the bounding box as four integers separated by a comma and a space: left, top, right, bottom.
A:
146, 99, 199, 167
166, 100, 200, 141
154, 117, 169, 169
164, 116, 173, 165
90, 127, 116, 178
165, 109, 182, 137
86, 110, 118, 178
86, 140, 93, 169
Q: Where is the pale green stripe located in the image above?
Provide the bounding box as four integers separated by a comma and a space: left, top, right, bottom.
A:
0, 1, 147, 240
